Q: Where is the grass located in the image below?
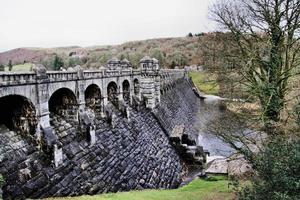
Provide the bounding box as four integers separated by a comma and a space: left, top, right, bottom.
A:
46, 176, 233, 200
4, 63, 33, 72
189, 72, 219, 95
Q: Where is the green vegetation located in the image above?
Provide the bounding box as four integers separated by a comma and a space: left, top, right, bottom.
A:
211, 0, 300, 124
209, 1, 300, 198
68, 57, 81, 68
54, 55, 64, 70
0, 174, 4, 186
294, 100, 300, 127
47, 176, 233, 200
4, 63, 33, 72
0, 64, 4, 71
189, 72, 219, 95
237, 137, 300, 200
8, 60, 12, 71
0, 174, 4, 198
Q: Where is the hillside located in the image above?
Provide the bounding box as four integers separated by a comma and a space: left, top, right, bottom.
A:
0, 34, 212, 70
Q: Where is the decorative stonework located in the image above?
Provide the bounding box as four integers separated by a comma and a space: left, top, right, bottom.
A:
0, 57, 206, 199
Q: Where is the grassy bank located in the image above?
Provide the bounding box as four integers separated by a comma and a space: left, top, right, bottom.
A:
47, 176, 233, 200
4, 63, 33, 71
189, 72, 219, 95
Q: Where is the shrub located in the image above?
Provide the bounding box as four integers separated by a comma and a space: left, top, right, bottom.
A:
8, 60, 12, 71
53, 55, 64, 70
0, 174, 4, 198
68, 57, 81, 68
187, 32, 193, 37
238, 137, 300, 200
0, 174, 4, 186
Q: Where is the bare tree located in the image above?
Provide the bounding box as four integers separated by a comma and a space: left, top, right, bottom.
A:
210, 0, 300, 126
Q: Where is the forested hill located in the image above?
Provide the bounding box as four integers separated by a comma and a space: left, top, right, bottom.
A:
0, 32, 230, 70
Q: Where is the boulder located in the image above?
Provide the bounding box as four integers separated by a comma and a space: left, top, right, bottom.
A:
205, 154, 253, 178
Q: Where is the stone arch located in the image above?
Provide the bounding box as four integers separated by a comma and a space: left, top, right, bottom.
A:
0, 86, 37, 106
85, 84, 102, 111
0, 95, 37, 136
133, 78, 140, 95
48, 88, 78, 118
48, 85, 76, 102
122, 80, 130, 102
107, 81, 118, 105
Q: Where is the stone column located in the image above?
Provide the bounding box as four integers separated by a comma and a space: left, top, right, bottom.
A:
102, 83, 108, 107
34, 64, 64, 167
77, 80, 86, 111
154, 76, 161, 104
34, 65, 51, 141
36, 84, 50, 127
75, 66, 86, 113
130, 82, 134, 105
140, 77, 156, 109
118, 84, 124, 102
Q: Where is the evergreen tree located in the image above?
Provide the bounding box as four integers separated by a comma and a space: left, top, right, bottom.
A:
53, 55, 64, 71
8, 60, 12, 71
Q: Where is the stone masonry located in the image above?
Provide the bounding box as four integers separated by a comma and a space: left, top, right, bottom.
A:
0, 57, 205, 199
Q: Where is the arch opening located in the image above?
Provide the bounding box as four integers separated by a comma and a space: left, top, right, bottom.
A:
134, 79, 140, 95
0, 95, 37, 136
107, 81, 119, 105
85, 84, 102, 112
48, 88, 78, 120
122, 80, 130, 102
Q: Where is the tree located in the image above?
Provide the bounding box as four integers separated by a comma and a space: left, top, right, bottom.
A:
199, 32, 246, 99
187, 32, 193, 37
0, 64, 4, 71
170, 61, 177, 69
53, 55, 64, 70
68, 57, 81, 68
150, 48, 165, 66
206, 101, 300, 200
168, 51, 188, 68
8, 60, 12, 71
237, 137, 300, 200
211, 0, 300, 125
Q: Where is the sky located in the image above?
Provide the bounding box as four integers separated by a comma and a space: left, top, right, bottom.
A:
0, 0, 217, 52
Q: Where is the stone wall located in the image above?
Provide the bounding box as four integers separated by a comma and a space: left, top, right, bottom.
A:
154, 79, 201, 140
153, 79, 205, 166
0, 104, 183, 199
0, 75, 205, 199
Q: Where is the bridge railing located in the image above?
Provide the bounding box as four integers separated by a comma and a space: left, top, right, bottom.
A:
0, 68, 185, 86
132, 69, 141, 75
0, 72, 37, 86
83, 70, 104, 79
47, 71, 78, 81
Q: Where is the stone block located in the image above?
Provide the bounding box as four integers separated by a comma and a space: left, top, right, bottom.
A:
54, 145, 63, 168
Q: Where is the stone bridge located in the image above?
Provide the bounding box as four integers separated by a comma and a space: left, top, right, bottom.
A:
0, 56, 186, 166
0, 56, 208, 199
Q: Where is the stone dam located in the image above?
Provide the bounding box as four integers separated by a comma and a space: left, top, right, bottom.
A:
0, 57, 207, 199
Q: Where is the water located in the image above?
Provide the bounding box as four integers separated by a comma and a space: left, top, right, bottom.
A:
195, 95, 235, 158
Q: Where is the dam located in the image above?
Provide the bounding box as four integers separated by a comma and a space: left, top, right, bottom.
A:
0, 57, 207, 199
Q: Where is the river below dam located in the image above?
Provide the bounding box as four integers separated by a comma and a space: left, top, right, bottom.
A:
195, 95, 235, 158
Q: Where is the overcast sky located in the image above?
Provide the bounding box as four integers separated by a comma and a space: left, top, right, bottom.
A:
0, 0, 217, 52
